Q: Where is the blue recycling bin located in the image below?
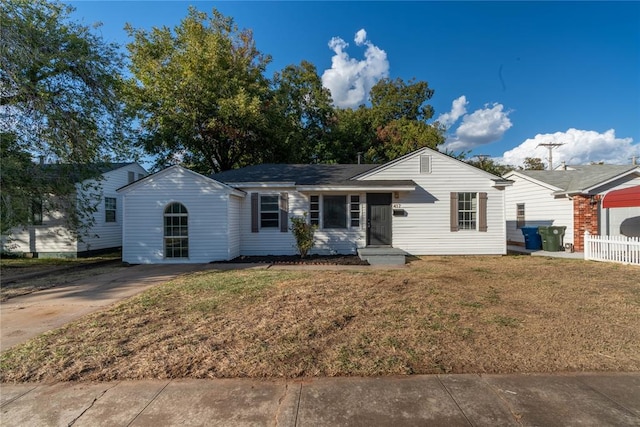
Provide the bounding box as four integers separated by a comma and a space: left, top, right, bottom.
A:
521, 226, 542, 250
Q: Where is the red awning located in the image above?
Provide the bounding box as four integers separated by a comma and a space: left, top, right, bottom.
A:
602, 185, 640, 208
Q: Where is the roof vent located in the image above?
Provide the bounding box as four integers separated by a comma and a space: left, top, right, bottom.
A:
420, 155, 432, 174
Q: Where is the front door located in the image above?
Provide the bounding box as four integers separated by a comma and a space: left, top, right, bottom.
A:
367, 193, 392, 246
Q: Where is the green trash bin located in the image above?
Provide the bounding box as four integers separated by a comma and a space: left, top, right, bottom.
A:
538, 226, 566, 252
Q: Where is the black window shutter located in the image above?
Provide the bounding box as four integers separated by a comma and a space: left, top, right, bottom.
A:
450, 192, 458, 232
280, 192, 288, 232
251, 193, 259, 233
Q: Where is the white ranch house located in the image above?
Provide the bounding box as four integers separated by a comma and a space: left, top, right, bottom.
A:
2, 163, 147, 258
117, 147, 512, 264
504, 164, 640, 252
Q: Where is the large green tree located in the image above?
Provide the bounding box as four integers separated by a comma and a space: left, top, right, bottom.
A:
125, 7, 271, 174
268, 61, 336, 163
124, 6, 447, 171
366, 78, 445, 163
1, 0, 131, 163
466, 156, 514, 176
325, 107, 376, 164
1, 0, 132, 239
521, 157, 546, 170
0, 133, 34, 235
320, 78, 444, 164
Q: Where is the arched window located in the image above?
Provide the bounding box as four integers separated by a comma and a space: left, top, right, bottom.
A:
164, 202, 188, 258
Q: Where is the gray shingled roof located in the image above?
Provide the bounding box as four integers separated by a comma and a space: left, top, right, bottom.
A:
211, 163, 417, 187
38, 162, 137, 183
515, 165, 639, 193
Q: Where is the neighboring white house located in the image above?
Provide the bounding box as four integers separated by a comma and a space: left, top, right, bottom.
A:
504, 164, 640, 251
2, 162, 147, 258
117, 147, 512, 264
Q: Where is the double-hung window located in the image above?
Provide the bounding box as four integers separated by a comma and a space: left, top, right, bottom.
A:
260, 195, 280, 228
105, 197, 116, 223
516, 204, 525, 228
458, 192, 477, 230
450, 192, 487, 232
251, 193, 288, 233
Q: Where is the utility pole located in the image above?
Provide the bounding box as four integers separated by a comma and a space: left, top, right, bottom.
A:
537, 143, 563, 170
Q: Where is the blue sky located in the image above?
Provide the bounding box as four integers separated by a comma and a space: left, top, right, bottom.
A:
71, 1, 640, 168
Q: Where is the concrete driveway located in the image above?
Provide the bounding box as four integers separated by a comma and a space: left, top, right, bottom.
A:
1, 263, 265, 351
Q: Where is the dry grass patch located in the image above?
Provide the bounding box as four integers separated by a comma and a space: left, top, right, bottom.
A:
1, 256, 639, 382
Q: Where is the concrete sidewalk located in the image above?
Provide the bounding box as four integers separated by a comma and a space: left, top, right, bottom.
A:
1, 373, 638, 426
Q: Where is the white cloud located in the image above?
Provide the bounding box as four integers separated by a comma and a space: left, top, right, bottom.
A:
436, 95, 468, 128
442, 102, 513, 152
321, 29, 389, 109
354, 29, 367, 45
500, 128, 638, 168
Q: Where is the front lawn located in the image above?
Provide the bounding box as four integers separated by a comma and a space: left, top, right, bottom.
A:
1, 256, 639, 382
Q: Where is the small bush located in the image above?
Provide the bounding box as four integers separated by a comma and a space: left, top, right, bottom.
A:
290, 213, 317, 258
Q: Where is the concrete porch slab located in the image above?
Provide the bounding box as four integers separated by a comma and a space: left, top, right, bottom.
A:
358, 247, 408, 265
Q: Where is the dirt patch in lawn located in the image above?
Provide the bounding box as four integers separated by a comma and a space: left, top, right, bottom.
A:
1, 256, 639, 383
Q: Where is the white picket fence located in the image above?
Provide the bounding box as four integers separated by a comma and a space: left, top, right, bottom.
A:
584, 232, 640, 266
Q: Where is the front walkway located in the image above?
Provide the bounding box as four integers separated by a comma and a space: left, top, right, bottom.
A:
507, 245, 584, 260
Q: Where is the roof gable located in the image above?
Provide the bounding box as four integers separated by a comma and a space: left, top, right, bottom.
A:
117, 165, 245, 196
503, 170, 566, 192
505, 165, 640, 194
353, 146, 510, 184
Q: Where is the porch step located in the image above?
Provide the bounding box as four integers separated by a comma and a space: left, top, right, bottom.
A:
358, 247, 407, 265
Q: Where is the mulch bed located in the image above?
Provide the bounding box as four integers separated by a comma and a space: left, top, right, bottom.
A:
220, 254, 369, 265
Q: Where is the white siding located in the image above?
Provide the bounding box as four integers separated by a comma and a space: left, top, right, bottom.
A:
237, 189, 365, 256
228, 195, 242, 259
239, 187, 297, 256
78, 164, 147, 252
306, 192, 365, 255
2, 224, 76, 255
360, 151, 507, 255
2, 163, 147, 257
593, 175, 640, 194
504, 175, 573, 246
121, 168, 233, 264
